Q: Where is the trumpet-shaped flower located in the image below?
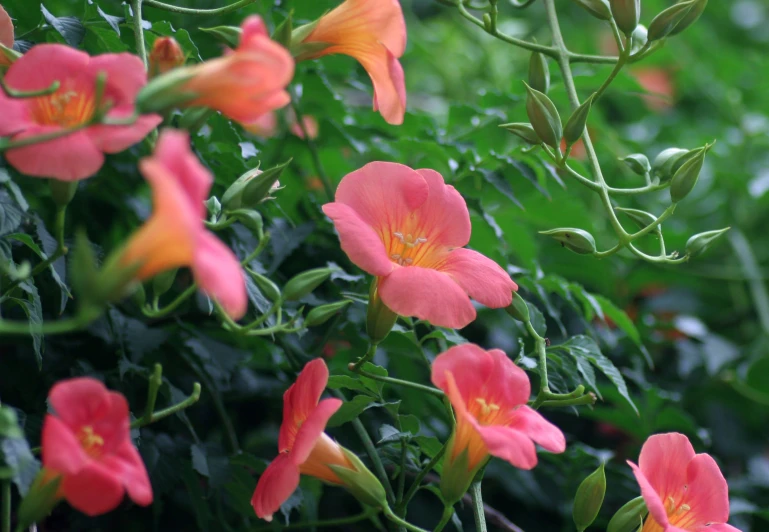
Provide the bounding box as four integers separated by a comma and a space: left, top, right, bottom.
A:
41, 378, 152, 516
119, 129, 247, 319
628, 433, 741, 532
298, 0, 407, 125
431, 344, 566, 502
175, 16, 293, 125
0, 44, 160, 181
251, 358, 385, 521
322, 162, 516, 329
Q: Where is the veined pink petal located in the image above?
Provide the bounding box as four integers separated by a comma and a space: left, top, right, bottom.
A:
60, 461, 125, 516
321, 203, 394, 277
89, 392, 131, 455
484, 349, 531, 408
629, 460, 670, 529
88, 53, 150, 113
683, 454, 730, 526
639, 433, 696, 504
279, 359, 331, 453
4, 44, 89, 92
193, 231, 247, 320
290, 398, 343, 466
431, 344, 492, 403
251, 453, 300, 522
4, 128, 104, 181
475, 424, 538, 470
41, 416, 88, 476
508, 405, 566, 454
437, 248, 516, 308
377, 266, 476, 328
48, 378, 111, 430
413, 169, 471, 248
102, 441, 153, 506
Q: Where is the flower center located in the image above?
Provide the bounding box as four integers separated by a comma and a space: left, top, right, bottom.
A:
390, 232, 428, 266
664, 494, 696, 528
473, 398, 500, 424
77, 426, 105, 458
31, 88, 96, 128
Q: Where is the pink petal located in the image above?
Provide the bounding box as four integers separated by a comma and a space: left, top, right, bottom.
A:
684, 454, 731, 526
321, 202, 394, 277
628, 460, 670, 529
4, 44, 89, 92
4, 128, 104, 181
251, 453, 300, 522
333, 162, 428, 234
88, 53, 149, 113
279, 359, 331, 452
48, 378, 111, 430
484, 348, 531, 407
694, 525, 741, 532
369, 47, 406, 125
87, 114, 161, 154
0, 95, 30, 137
508, 405, 565, 454
192, 231, 247, 320
151, 129, 212, 218
90, 392, 131, 455
476, 424, 538, 470
431, 344, 494, 403
60, 461, 125, 516
377, 265, 476, 328
290, 398, 342, 466
0, 5, 12, 48
240, 15, 269, 43
102, 441, 153, 506
412, 169, 471, 248
639, 433, 696, 504
41, 415, 88, 475
438, 248, 516, 309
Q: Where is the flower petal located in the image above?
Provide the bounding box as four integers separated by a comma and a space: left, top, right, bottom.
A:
87, 114, 161, 154
4, 44, 89, 92
0, 94, 30, 137
377, 265, 476, 328
322, 202, 394, 277
60, 461, 125, 516
41, 415, 88, 476
628, 460, 670, 529
411, 169, 472, 248
151, 129, 211, 218
638, 433, 696, 504
508, 405, 565, 454
4, 128, 104, 181
683, 454, 730, 526
437, 248, 516, 308
88, 53, 150, 113
48, 378, 111, 430
476, 424, 538, 470
90, 391, 131, 455
251, 453, 300, 522
102, 441, 153, 506
192, 231, 248, 320
693, 525, 741, 532
484, 348, 531, 407
431, 344, 494, 403
290, 398, 343, 466
278, 359, 331, 452
367, 46, 406, 125
0, 5, 13, 48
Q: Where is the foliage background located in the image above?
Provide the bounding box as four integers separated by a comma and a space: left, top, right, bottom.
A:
1, 0, 768, 530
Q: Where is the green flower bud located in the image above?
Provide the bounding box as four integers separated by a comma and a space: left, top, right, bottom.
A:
328, 447, 388, 509
305, 300, 352, 327
573, 463, 607, 532
648, 1, 696, 42
610, 0, 641, 35
668, 0, 708, 36
524, 82, 562, 149
607, 496, 648, 532
540, 228, 597, 255
630, 24, 648, 54
670, 144, 711, 203
229, 209, 264, 237
283, 267, 334, 301
505, 291, 531, 323
152, 268, 177, 299
528, 51, 550, 94
0, 42, 21, 65
248, 270, 281, 302
367, 278, 397, 344
199, 25, 241, 48
564, 95, 594, 146
570, 0, 612, 20
685, 227, 730, 258
221, 160, 291, 211
615, 207, 659, 233
482, 13, 493, 31
620, 153, 651, 175
499, 122, 541, 144
49, 180, 78, 208
652, 148, 692, 182
135, 68, 198, 115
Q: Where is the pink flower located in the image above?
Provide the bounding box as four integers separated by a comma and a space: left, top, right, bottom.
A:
322, 162, 516, 329
0, 4, 13, 50
119, 129, 247, 319
298, 0, 407, 125
41, 378, 152, 516
628, 433, 741, 532
252, 359, 386, 521
0, 44, 160, 181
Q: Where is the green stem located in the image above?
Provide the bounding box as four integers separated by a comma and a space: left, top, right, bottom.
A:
289, 92, 334, 201
0, 126, 88, 152
539, 393, 596, 408
251, 507, 379, 531
606, 182, 668, 196
2, 479, 10, 532
130, 0, 148, 69
355, 368, 445, 398
434, 505, 454, 532
130, 382, 202, 429
0, 78, 60, 98
351, 343, 378, 372
143, 0, 258, 15
140, 364, 163, 424
142, 284, 197, 318
398, 441, 448, 512
0, 306, 100, 335
352, 417, 396, 504
470, 481, 487, 532
525, 320, 550, 405
382, 505, 430, 532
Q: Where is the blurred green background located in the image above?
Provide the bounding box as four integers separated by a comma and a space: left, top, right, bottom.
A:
1, 0, 768, 530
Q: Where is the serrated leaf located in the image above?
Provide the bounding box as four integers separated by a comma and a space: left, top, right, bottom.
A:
0, 192, 24, 236
41, 5, 85, 47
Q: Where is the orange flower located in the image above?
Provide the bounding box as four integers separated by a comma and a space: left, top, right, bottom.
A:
297, 0, 407, 125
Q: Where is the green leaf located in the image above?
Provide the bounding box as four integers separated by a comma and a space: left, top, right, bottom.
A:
326, 395, 376, 428
594, 294, 652, 367
41, 5, 85, 47
0, 406, 40, 495
326, 375, 377, 397
0, 192, 24, 236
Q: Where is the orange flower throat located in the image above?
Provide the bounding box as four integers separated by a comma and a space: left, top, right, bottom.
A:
31, 86, 95, 128
77, 425, 105, 458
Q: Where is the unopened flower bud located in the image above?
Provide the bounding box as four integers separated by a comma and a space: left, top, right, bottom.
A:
607, 496, 648, 532
367, 279, 397, 344
221, 160, 291, 211
528, 51, 550, 94
152, 268, 177, 298
668, 0, 708, 36
647, 1, 697, 42
283, 267, 334, 301
505, 291, 530, 323
652, 148, 690, 182
570, 0, 612, 20
615, 207, 658, 232
610, 0, 641, 35
0, 42, 20, 67
620, 153, 651, 175
149, 37, 185, 78
49, 180, 78, 207
564, 95, 594, 146
670, 144, 711, 203
271, 13, 293, 47
524, 82, 562, 148
305, 300, 353, 327
540, 228, 597, 255
248, 270, 281, 301
573, 463, 606, 532
499, 122, 541, 144
685, 227, 730, 258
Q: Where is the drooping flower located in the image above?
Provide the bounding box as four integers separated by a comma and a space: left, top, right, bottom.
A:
41, 377, 152, 516
431, 344, 566, 503
139, 16, 293, 126
628, 433, 741, 532
118, 128, 247, 319
322, 162, 517, 329
148, 36, 185, 78
296, 0, 407, 125
0, 44, 160, 181
251, 358, 386, 521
